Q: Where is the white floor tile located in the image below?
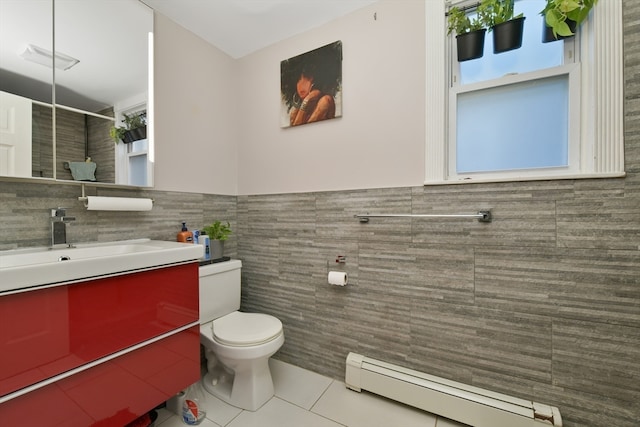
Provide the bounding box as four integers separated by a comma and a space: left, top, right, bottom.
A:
156, 409, 222, 427
197, 383, 244, 426
311, 381, 438, 427
270, 358, 333, 410
227, 397, 344, 427
155, 360, 472, 427
155, 407, 175, 425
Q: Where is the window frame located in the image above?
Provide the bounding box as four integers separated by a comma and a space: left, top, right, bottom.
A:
424, 0, 624, 185
448, 64, 582, 182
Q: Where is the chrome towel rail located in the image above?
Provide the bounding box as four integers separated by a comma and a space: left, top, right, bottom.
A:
355, 210, 492, 223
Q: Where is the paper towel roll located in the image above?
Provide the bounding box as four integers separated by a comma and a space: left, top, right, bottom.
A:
85, 196, 153, 211
328, 271, 348, 286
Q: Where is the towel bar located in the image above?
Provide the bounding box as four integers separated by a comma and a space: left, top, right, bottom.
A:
355, 210, 492, 223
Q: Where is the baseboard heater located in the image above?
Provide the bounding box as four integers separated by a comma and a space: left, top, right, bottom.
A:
345, 353, 562, 427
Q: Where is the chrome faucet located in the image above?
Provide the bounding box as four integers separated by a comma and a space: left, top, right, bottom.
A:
50, 207, 76, 247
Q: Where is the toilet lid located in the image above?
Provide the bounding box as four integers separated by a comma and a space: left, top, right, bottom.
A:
212, 311, 282, 346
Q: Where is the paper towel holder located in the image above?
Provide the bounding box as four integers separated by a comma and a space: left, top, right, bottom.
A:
77, 184, 154, 208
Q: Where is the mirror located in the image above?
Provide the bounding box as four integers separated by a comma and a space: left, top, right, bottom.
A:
0, 0, 53, 178
0, 0, 153, 187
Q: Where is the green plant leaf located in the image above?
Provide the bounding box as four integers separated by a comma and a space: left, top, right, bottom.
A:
554, 20, 574, 36
202, 220, 232, 241
477, 0, 519, 31
545, 9, 562, 27
448, 7, 475, 35
567, 2, 592, 25
541, 0, 598, 36
558, 0, 580, 14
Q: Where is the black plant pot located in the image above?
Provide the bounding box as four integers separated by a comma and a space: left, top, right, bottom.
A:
122, 126, 147, 143
456, 28, 486, 62
542, 19, 577, 43
492, 16, 526, 54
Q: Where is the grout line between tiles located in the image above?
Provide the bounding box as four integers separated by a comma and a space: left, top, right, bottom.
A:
308, 378, 336, 413
222, 408, 243, 427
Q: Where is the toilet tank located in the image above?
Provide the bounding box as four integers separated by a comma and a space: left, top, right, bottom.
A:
199, 259, 242, 324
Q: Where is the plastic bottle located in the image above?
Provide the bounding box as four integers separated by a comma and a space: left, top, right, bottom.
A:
199, 233, 211, 261
182, 383, 206, 425
177, 222, 194, 243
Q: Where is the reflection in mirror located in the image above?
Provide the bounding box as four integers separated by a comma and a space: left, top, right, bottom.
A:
0, 0, 153, 187
55, 0, 153, 186
0, 0, 53, 178
55, 109, 115, 183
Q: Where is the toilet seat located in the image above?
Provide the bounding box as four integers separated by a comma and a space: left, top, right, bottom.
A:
212, 311, 282, 347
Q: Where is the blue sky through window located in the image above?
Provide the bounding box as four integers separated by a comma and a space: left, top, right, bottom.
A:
460, 0, 565, 85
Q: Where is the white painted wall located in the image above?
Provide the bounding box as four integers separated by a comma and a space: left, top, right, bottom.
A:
236, 0, 426, 195
153, 13, 239, 195
153, 0, 430, 196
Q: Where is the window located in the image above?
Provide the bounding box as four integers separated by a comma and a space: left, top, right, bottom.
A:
424, 0, 624, 184
128, 147, 149, 186
455, 72, 572, 173
115, 101, 152, 187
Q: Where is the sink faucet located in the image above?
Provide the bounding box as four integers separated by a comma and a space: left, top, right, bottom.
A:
50, 207, 76, 247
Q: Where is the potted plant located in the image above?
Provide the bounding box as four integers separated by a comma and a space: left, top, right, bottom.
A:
109, 112, 147, 144
478, 0, 525, 54
541, 0, 598, 43
202, 220, 232, 260
447, 6, 487, 62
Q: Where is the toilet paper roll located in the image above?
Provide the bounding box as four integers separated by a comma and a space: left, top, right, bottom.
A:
328, 271, 348, 286
85, 196, 152, 211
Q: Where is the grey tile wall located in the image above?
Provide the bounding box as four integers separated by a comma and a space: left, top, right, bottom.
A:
55, 108, 86, 180
87, 109, 116, 184
32, 104, 53, 178
0, 184, 237, 254
236, 179, 639, 427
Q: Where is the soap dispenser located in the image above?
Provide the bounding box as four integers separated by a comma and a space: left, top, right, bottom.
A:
177, 222, 194, 243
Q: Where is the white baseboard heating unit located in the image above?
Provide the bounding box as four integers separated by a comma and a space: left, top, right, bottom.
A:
345, 353, 562, 427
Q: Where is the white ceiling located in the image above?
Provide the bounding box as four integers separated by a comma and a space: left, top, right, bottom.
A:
0, 0, 379, 113
140, 0, 380, 59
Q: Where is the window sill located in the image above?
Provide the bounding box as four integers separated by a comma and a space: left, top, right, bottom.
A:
424, 172, 626, 186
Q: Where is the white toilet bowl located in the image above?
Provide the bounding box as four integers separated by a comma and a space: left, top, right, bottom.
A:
199, 311, 284, 411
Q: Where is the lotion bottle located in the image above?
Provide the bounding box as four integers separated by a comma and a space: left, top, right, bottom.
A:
177, 222, 194, 243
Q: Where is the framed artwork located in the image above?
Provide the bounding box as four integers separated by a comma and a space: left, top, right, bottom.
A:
280, 41, 342, 128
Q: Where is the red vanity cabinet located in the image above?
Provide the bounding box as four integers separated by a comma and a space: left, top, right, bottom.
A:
0, 262, 201, 426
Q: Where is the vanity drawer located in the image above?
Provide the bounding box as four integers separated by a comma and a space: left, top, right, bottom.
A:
0, 325, 200, 426
0, 262, 198, 398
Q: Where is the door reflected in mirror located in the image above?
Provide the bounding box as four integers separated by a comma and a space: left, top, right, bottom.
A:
0, 0, 153, 187
0, 0, 53, 178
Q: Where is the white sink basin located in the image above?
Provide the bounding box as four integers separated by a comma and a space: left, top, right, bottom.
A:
0, 239, 203, 294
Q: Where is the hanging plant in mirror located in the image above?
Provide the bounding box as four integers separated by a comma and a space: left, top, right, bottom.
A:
109, 112, 147, 144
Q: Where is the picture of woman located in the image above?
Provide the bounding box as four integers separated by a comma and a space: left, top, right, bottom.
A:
280, 41, 342, 128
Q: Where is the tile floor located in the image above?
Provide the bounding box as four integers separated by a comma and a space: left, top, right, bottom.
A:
154, 359, 470, 427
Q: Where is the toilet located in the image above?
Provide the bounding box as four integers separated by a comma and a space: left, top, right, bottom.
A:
198, 260, 284, 411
